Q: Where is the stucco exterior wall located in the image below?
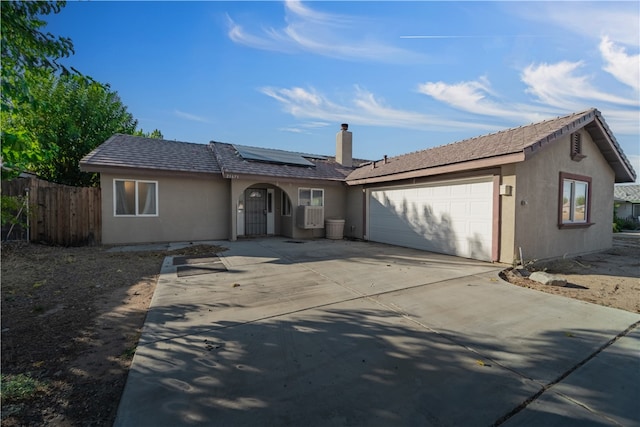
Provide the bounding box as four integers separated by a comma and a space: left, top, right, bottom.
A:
292, 183, 346, 239
228, 178, 347, 240
100, 172, 229, 244
513, 129, 614, 262
345, 186, 365, 239
499, 164, 517, 264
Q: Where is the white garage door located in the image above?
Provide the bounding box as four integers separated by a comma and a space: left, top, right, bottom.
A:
368, 178, 494, 261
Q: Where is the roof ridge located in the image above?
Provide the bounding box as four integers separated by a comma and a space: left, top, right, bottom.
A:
378, 109, 597, 163
114, 133, 207, 147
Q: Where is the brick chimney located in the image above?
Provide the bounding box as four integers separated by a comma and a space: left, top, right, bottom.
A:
336, 123, 352, 167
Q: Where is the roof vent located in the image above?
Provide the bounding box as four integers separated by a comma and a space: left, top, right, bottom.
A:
570, 132, 586, 162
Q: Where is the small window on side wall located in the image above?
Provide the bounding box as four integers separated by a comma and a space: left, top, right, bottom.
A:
558, 172, 591, 228
281, 191, 292, 216
114, 179, 158, 216
570, 132, 586, 161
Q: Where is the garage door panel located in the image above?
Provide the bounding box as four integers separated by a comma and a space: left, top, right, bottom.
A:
450, 185, 469, 197
432, 186, 450, 197
369, 179, 494, 261
449, 201, 468, 216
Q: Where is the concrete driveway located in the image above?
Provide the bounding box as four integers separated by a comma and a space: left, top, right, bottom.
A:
114, 238, 640, 426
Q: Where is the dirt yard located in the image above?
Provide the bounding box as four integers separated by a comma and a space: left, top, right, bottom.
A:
500, 234, 640, 314
1, 242, 226, 427
1, 236, 639, 426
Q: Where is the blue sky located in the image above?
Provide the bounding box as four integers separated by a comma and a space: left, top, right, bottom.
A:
46, 1, 639, 181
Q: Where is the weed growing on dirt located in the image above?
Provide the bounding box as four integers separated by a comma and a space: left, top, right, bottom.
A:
1, 373, 48, 402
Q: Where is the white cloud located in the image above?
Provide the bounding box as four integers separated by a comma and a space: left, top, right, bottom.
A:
600, 36, 640, 92
260, 85, 495, 132
252, 6, 639, 155
521, 60, 638, 109
605, 109, 640, 135
413, 52, 639, 138
174, 110, 211, 123
279, 127, 306, 134
278, 121, 331, 134
283, 0, 349, 26
227, 15, 295, 54
416, 77, 552, 123
512, 3, 639, 48
227, 1, 422, 63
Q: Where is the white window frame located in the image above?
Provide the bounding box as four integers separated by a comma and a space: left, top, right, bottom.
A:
558, 172, 591, 227
113, 179, 159, 217
298, 188, 324, 206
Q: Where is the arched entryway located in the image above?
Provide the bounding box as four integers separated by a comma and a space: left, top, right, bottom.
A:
236, 184, 293, 238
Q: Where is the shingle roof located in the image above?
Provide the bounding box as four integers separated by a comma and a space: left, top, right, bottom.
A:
210, 141, 360, 181
346, 108, 636, 184
614, 185, 640, 203
80, 134, 221, 174
80, 109, 635, 186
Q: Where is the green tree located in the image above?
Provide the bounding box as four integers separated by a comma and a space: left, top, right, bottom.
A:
1, 1, 76, 177
1, 1, 161, 186
5, 72, 137, 186
133, 129, 164, 139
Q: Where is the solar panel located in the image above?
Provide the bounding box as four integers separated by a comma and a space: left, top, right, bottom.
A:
233, 144, 320, 167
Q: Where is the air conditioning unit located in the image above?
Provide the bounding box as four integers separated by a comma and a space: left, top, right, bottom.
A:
296, 205, 324, 229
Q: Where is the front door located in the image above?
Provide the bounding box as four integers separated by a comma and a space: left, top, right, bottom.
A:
245, 188, 267, 236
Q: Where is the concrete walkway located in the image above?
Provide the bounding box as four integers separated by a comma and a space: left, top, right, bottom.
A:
114, 238, 640, 426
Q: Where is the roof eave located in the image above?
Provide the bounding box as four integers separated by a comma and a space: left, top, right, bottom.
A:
588, 114, 637, 183
346, 152, 525, 186
79, 163, 221, 177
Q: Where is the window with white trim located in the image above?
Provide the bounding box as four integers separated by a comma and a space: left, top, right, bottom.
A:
298, 188, 324, 206
114, 179, 158, 216
559, 172, 591, 226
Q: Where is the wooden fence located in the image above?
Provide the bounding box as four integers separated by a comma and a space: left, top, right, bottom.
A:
2, 177, 101, 246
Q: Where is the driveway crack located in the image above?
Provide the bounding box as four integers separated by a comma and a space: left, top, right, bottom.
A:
491, 320, 640, 426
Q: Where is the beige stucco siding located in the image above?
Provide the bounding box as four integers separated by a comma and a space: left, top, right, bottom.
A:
100, 172, 229, 244
345, 186, 365, 239
513, 130, 614, 262
228, 178, 348, 240
498, 165, 517, 264
297, 183, 347, 239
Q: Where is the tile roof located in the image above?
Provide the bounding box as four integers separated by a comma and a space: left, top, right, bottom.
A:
210, 141, 361, 181
346, 108, 636, 184
80, 134, 220, 174
614, 184, 640, 203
